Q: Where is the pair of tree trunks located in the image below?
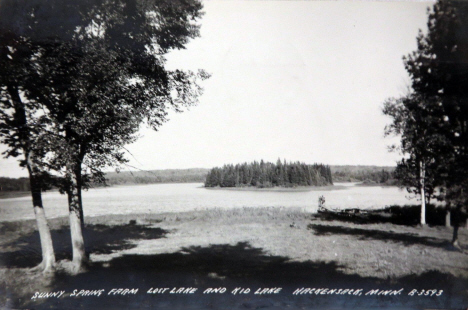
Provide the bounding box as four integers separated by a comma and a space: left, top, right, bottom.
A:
420, 160, 462, 248
27, 158, 87, 274
419, 161, 461, 249
1, 0, 208, 276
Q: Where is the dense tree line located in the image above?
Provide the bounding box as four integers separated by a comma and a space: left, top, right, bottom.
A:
205, 160, 333, 188
0, 177, 30, 191
331, 166, 396, 185
4, 166, 399, 190
0, 169, 208, 191
105, 169, 208, 185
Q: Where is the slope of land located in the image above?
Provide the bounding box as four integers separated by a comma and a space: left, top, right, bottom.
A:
0, 207, 467, 309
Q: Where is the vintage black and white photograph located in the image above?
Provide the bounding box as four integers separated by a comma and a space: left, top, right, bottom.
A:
0, 0, 467, 309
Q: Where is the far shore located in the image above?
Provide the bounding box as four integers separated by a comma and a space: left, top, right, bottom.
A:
355, 182, 399, 187
203, 184, 347, 192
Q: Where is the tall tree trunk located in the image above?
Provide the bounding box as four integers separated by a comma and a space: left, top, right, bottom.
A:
452, 224, 460, 248
451, 206, 464, 249
28, 168, 56, 273
74, 166, 85, 228
445, 209, 451, 227
420, 160, 426, 225
74, 166, 89, 260
8, 84, 56, 273
67, 166, 87, 273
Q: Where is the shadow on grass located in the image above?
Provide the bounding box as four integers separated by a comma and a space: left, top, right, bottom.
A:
314, 204, 448, 226
10, 241, 466, 310
307, 224, 454, 250
0, 223, 167, 268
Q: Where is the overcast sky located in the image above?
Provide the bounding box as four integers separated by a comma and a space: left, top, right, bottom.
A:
0, 0, 433, 178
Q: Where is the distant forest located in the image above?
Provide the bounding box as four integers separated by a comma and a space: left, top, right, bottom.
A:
0, 177, 30, 192
331, 166, 396, 185
0, 169, 208, 192
104, 168, 208, 185
0, 165, 397, 193
204, 160, 333, 188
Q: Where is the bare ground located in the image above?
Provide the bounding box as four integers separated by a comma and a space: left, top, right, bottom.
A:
0, 207, 467, 309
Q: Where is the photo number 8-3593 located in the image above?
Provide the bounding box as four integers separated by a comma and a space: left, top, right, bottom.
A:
408, 289, 443, 297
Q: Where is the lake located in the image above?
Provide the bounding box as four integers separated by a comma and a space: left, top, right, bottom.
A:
0, 183, 420, 222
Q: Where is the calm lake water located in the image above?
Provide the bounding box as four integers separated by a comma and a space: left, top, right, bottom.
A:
0, 183, 419, 222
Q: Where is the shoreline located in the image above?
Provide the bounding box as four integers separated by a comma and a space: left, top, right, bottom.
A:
203, 184, 347, 192
0, 182, 400, 200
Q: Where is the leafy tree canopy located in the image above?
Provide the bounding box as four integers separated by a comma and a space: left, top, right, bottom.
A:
0, 0, 209, 186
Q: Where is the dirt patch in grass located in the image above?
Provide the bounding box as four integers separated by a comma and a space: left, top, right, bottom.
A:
1, 207, 467, 309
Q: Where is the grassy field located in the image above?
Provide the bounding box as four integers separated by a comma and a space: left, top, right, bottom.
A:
0, 207, 467, 309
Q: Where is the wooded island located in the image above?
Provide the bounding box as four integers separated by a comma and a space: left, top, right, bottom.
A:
204, 160, 333, 188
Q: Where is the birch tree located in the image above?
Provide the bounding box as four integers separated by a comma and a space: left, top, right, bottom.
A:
383, 94, 447, 225
1, 0, 209, 272
0, 23, 56, 272
384, 0, 468, 243
405, 0, 468, 245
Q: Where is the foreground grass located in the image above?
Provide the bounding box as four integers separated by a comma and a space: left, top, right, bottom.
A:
0, 207, 467, 309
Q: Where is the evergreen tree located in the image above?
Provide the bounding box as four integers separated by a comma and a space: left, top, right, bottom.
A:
204, 160, 333, 188
384, 0, 468, 240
